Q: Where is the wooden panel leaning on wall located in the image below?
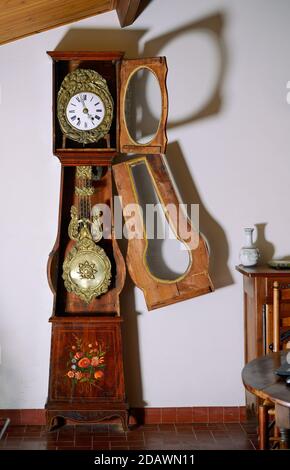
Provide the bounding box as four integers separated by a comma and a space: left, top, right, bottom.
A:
113, 155, 214, 310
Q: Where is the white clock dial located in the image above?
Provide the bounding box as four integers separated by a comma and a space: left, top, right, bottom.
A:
66, 92, 105, 131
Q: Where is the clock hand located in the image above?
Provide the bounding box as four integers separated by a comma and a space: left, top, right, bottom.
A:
78, 95, 96, 125
79, 94, 86, 107
79, 95, 93, 123
86, 112, 95, 123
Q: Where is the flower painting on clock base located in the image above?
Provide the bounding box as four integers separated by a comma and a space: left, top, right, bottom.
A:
46, 317, 128, 430
66, 335, 106, 391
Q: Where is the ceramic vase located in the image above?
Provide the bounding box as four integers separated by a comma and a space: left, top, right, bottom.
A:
239, 228, 259, 267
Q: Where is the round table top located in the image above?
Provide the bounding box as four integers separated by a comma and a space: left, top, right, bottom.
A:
242, 351, 290, 408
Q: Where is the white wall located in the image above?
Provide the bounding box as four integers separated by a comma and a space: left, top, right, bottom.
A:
1, 0, 290, 408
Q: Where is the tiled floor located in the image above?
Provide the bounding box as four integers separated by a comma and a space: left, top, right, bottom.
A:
0, 421, 258, 450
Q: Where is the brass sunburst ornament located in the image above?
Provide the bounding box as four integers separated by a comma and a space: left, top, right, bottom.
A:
78, 260, 98, 280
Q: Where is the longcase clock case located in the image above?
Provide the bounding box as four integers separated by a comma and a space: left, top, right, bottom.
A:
46, 51, 213, 430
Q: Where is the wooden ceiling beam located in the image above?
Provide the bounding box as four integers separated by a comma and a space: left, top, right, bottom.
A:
116, 0, 141, 28
0, 0, 141, 46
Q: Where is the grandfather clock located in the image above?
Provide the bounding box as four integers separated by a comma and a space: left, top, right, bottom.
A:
46, 51, 213, 431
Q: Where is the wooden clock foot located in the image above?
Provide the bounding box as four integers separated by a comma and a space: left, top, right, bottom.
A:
46, 407, 129, 432
47, 415, 65, 432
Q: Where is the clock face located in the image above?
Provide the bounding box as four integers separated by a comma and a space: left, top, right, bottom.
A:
57, 69, 113, 144
66, 92, 105, 131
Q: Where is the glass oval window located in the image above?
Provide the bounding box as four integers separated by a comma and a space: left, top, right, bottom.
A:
130, 161, 191, 281
124, 67, 162, 144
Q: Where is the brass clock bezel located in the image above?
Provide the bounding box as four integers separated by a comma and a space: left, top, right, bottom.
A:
57, 68, 114, 144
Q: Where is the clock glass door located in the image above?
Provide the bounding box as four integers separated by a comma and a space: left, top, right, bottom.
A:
119, 58, 168, 154
113, 155, 214, 310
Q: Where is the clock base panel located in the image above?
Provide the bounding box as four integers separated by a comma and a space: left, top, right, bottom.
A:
46, 317, 128, 431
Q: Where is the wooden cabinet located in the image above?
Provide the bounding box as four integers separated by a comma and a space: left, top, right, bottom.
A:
236, 265, 290, 361
236, 265, 290, 408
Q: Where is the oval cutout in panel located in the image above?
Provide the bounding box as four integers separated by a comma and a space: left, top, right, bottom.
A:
125, 68, 162, 145
130, 161, 191, 281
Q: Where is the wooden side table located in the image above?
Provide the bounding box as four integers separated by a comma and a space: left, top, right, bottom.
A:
236, 265, 290, 408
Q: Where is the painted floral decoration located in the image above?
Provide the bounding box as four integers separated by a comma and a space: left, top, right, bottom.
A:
66, 335, 106, 386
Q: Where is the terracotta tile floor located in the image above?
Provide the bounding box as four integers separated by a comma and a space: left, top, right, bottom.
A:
0, 421, 258, 450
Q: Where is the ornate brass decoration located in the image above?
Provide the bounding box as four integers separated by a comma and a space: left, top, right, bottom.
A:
91, 207, 103, 243
68, 206, 79, 241
62, 223, 111, 304
63, 165, 111, 303
57, 69, 113, 144
76, 166, 92, 179
75, 186, 94, 197
78, 260, 98, 280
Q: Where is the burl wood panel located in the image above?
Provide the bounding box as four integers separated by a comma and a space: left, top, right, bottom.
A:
0, 0, 115, 45
47, 166, 126, 316
113, 155, 214, 310
119, 58, 168, 154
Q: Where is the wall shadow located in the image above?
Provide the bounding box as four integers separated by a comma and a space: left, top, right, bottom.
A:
120, 276, 146, 409
56, 28, 147, 57
141, 12, 226, 133
255, 223, 275, 265
135, 0, 154, 22
122, 13, 226, 143
255, 223, 290, 263
165, 141, 233, 289
113, 181, 146, 409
